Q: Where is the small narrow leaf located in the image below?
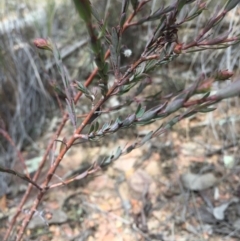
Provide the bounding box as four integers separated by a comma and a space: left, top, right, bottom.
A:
140, 131, 153, 145
103, 62, 109, 75
201, 92, 211, 99
122, 114, 136, 126
102, 122, 111, 131
88, 123, 95, 134
122, 0, 130, 14
66, 99, 77, 129
109, 122, 119, 132
73, 0, 92, 23
77, 82, 90, 95
114, 147, 122, 159
135, 104, 142, 115
130, 0, 139, 10
94, 121, 99, 132
138, 111, 156, 122
96, 130, 103, 136
102, 156, 111, 165
111, 27, 119, 50
177, 0, 187, 12
150, 5, 174, 21
120, 13, 127, 28
198, 107, 217, 113
164, 98, 184, 114
110, 45, 117, 67
126, 144, 135, 153
224, 0, 240, 12
117, 117, 123, 125
139, 103, 166, 122
136, 106, 146, 118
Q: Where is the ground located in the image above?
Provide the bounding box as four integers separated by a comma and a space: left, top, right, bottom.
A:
1, 100, 240, 241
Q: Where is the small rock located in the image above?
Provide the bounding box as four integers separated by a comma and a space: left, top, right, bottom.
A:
181, 172, 217, 191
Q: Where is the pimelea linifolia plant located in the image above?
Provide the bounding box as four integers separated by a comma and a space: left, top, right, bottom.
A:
2, 0, 240, 240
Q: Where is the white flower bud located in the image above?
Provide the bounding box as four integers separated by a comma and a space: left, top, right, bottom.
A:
123, 49, 132, 57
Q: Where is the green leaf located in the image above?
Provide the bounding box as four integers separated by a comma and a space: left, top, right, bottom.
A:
110, 45, 117, 67
114, 147, 122, 159
198, 107, 217, 113
150, 6, 174, 21
102, 156, 111, 165
139, 104, 166, 122
126, 144, 135, 153
138, 111, 156, 122
136, 105, 146, 118
88, 123, 95, 134
164, 98, 184, 114
111, 27, 119, 50
102, 122, 111, 131
109, 122, 119, 132
140, 131, 153, 145
130, 0, 138, 10
201, 92, 211, 99
116, 117, 123, 125
103, 62, 109, 75
122, 0, 130, 14
135, 104, 142, 115
177, 0, 187, 12
94, 121, 99, 132
73, 0, 92, 23
120, 13, 127, 28
122, 114, 136, 126
77, 82, 90, 95
136, 119, 156, 125
164, 116, 180, 129
118, 83, 137, 95
66, 99, 76, 129
224, 0, 240, 12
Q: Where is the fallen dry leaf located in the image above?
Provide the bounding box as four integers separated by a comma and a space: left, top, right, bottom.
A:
181, 172, 217, 191
213, 197, 239, 220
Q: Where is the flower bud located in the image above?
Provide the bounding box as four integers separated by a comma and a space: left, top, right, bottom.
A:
215, 70, 233, 81
33, 38, 53, 51
173, 43, 183, 54
199, 2, 207, 10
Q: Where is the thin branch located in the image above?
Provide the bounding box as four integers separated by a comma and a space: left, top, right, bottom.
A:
3, 51, 110, 241
10, 6, 141, 241
0, 165, 42, 190
0, 129, 30, 179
